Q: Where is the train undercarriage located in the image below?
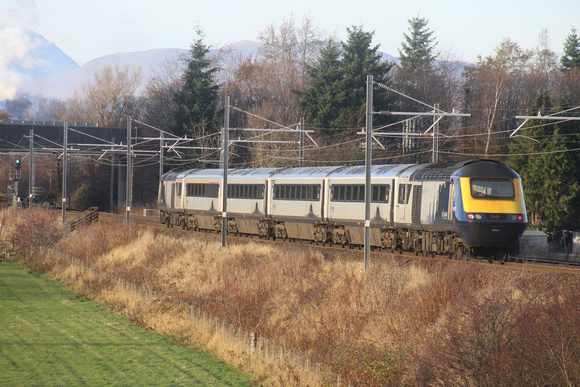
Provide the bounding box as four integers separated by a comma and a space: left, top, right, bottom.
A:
160, 210, 511, 263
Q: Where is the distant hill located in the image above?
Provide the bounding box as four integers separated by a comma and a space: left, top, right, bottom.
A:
1, 26, 79, 79
0, 26, 79, 99
8, 30, 415, 101
19, 48, 188, 99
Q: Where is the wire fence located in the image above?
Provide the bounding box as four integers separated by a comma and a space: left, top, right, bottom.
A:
43, 248, 343, 385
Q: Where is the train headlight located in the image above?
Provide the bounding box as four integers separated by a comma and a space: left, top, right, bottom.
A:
511, 215, 524, 221
467, 214, 482, 220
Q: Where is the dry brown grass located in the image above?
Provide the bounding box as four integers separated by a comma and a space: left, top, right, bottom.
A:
6, 208, 580, 386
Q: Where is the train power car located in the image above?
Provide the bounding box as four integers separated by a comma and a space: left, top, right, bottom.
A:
159, 160, 527, 260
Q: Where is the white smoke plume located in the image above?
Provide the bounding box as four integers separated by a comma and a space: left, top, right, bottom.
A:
0, 0, 39, 99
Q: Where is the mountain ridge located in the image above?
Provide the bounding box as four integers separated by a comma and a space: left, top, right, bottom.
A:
18, 48, 189, 99
6, 29, 428, 101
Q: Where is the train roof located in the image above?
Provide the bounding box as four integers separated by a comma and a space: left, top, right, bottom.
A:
161, 169, 197, 180
325, 164, 415, 178
229, 167, 282, 178
269, 166, 346, 178
407, 160, 518, 181
453, 159, 519, 179
162, 167, 285, 181
160, 160, 517, 182
186, 167, 283, 179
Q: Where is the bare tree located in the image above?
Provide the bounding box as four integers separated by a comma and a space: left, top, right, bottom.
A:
142, 58, 183, 131
67, 64, 144, 127
532, 29, 559, 80
220, 15, 325, 167
462, 38, 535, 156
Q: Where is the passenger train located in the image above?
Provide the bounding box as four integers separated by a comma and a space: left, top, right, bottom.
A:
158, 160, 527, 260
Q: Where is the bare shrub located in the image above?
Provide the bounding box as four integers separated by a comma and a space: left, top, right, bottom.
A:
56, 220, 139, 264
409, 271, 580, 386
330, 345, 405, 386
7, 209, 62, 256
517, 276, 580, 386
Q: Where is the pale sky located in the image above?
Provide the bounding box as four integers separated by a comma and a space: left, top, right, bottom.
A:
2, 0, 580, 66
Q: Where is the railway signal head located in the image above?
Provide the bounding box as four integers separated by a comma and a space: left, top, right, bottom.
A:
15, 158, 21, 169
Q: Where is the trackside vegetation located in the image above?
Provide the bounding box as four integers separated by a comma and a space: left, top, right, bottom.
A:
3, 208, 580, 386
0, 262, 250, 386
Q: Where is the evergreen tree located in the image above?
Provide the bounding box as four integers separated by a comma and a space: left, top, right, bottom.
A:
298, 26, 393, 133
394, 16, 442, 162
173, 30, 220, 139
398, 16, 438, 71
299, 39, 347, 131
509, 91, 580, 232
340, 26, 394, 129
561, 27, 580, 70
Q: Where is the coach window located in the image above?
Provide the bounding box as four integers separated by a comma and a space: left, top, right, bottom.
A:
208, 184, 219, 198
371, 185, 379, 202
372, 185, 389, 203
273, 184, 319, 200
187, 183, 219, 198
398, 184, 412, 204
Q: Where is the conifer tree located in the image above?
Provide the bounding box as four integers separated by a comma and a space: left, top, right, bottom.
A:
339, 26, 393, 129
398, 16, 438, 71
173, 29, 220, 139
299, 39, 347, 131
509, 91, 580, 232
299, 26, 393, 132
561, 27, 580, 70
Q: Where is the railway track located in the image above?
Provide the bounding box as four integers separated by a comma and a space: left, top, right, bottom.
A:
94, 211, 580, 275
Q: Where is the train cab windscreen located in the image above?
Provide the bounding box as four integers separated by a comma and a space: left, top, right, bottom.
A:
470, 179, 515, 199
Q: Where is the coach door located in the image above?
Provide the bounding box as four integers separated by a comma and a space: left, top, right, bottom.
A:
394, 179, 413, 224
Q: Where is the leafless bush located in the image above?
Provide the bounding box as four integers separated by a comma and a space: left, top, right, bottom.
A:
56, 220, 139, 264
330, 345, 405, 386
7, 209, 62, 259
408, 271, 580, 386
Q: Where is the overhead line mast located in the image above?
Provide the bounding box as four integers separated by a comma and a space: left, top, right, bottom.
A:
362, 77, 471, 269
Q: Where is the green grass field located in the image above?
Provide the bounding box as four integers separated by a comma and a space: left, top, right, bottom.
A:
0, 262, 250, 386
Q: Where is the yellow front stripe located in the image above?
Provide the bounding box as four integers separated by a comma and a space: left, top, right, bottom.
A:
460, 178, 525, 214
